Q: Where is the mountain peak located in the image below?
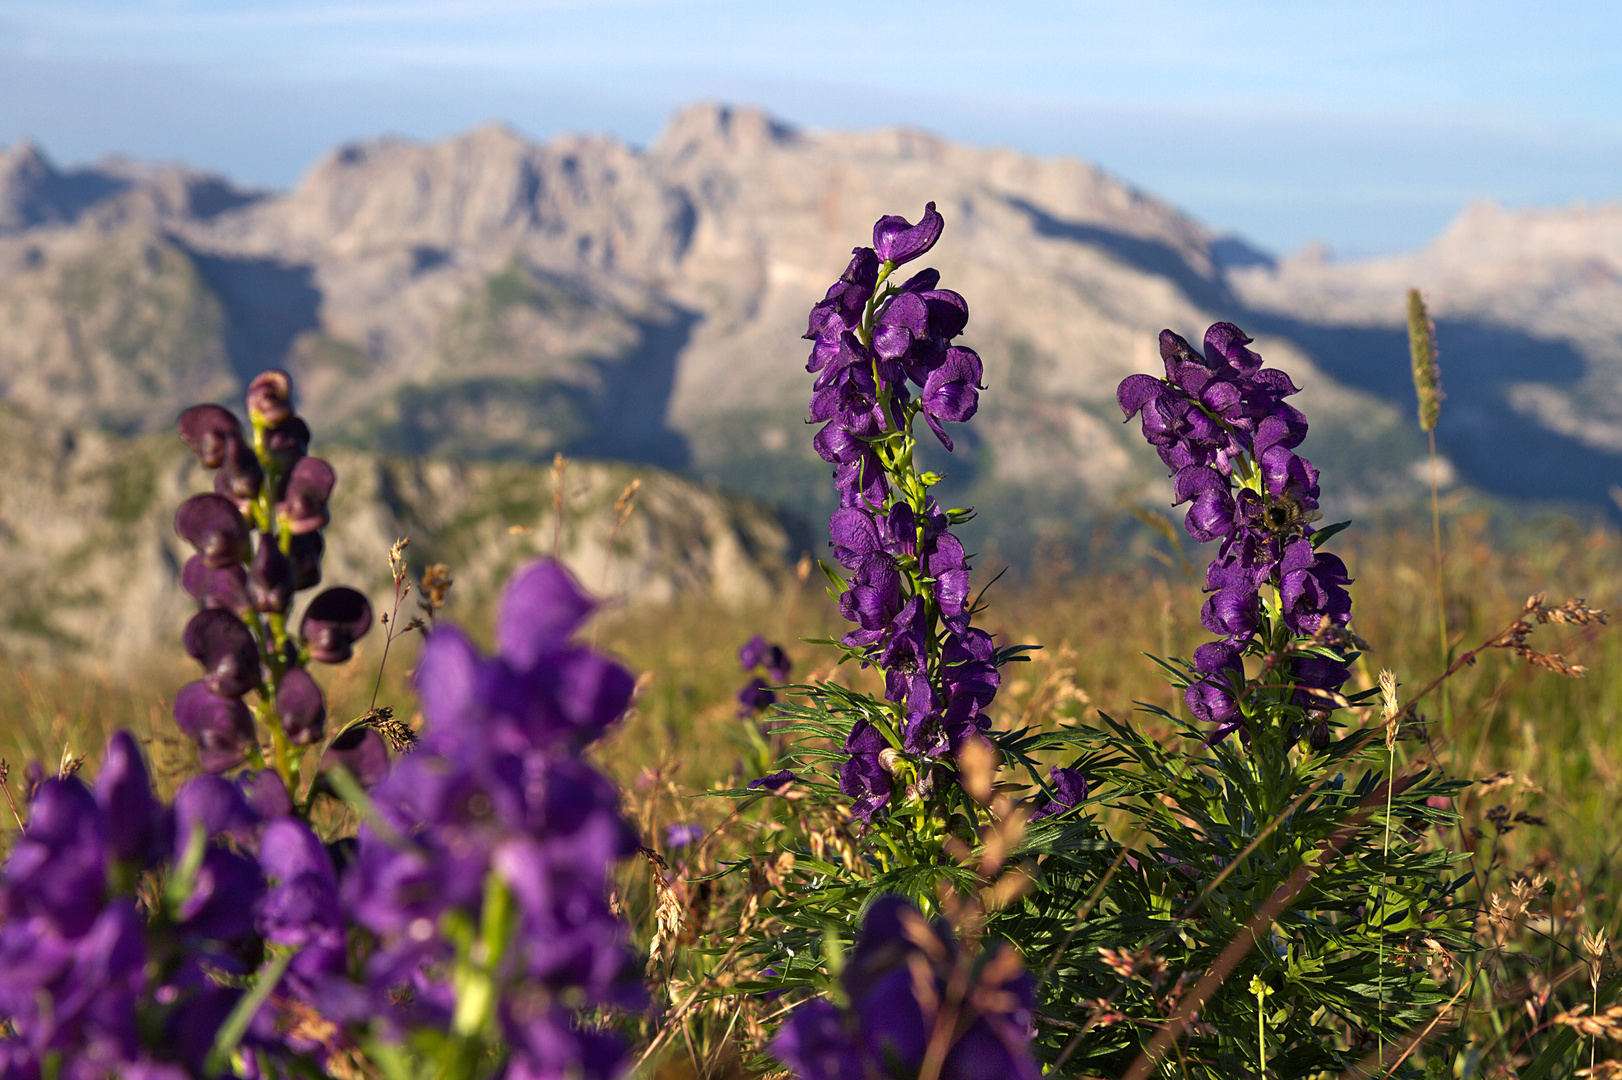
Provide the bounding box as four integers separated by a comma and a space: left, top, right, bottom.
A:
652, 102, 800, 161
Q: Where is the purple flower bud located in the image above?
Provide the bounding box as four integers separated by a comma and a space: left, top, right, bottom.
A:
322, 727, 389, 788
247, 533, 295, 614
173, 775, 260, 848
736, 677, 776, 717
217, 434, 265, 502
177, 404, 244, 469
275, 665, 327, 745
239, 769, 293, 819
246, 369, 294, 425
276, 456, 335, 535
182, 609, 260, 698
182, 554, 250, 614
300, 587, 372, 664
764, 645, 791, 684
174, 494, 250, 569
288, 531, 324, 591
1031, 766, 1089, 821
172, 681, 256, 773
738, 635, 770, 671
873, 202, 944, 266
261, 417, 310, 472
664, 823, 705, 849
748, 770, 797, 792
93, 731, 162, 865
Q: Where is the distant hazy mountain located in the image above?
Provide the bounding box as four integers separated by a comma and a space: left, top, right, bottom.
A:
1, 104, 1617, 580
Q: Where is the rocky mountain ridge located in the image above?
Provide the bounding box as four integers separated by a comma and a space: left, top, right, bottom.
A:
2, 103, 1619, 654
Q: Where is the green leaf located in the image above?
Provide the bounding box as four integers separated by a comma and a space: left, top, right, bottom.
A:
1310, 520, 1352, 548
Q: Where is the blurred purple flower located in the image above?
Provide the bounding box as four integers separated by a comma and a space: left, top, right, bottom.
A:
664, 824, 705, 849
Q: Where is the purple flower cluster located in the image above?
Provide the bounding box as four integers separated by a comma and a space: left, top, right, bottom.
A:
0, 732, 345, 1079
770, 896, 1038, 1080
737, 635, 791, 716
174, 369, 374, 773
341, 559, 641, 1079
804, 205, 1000, 818
1118, 325, 1354, 741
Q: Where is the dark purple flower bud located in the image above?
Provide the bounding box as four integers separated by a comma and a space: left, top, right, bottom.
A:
322, 727, 389, 788
1117, 373, 1166, 421
737, 677, 776, 717
216, 434, 265, 502
93, 731, 162, 866
1031, 766, 1089, 821
246, 369, 294, 426
288, 531, 324, 591
172, 681, 256, 773
764, 645, 791, 684
738, 634, 770, 671
182, 554, 250, 614
748, 770, 797, 792
177, 404, 244, 469
664, 823, 705, 849
183, 608, 260, 698
247, 533, 295, 614
300, 587, 372, 663
275, 665, 327, 745
173, 774, 260, 850
239, 769, 292, 819
873, 202, 943, 266
261, 417, 310, 472
175, 494, 250, 569
276, 456, 335, 534
838, 722, 892, 821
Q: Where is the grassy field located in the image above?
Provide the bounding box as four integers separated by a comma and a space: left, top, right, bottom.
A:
2, 502, 1617, 1074
2, 502, 1616, 859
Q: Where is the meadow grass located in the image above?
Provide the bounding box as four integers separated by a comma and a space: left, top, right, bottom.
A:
2, 504, 1617, 1075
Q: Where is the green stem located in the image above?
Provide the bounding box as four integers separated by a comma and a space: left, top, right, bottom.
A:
1429, 429, 1450, 734
205, 948, 294, 1076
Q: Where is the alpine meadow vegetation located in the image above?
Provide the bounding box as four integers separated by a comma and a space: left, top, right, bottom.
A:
0, 204, 1617, 1080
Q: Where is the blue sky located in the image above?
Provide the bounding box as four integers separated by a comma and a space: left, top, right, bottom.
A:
1, 0, 1618, 257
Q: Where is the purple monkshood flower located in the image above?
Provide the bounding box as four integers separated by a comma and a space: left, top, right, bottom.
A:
770, 896, 1040, 1080
803, 204, 1006, 816
1119, 324, 1354, 743
342, 558, 642, 1068
0, 736, 273, 1079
